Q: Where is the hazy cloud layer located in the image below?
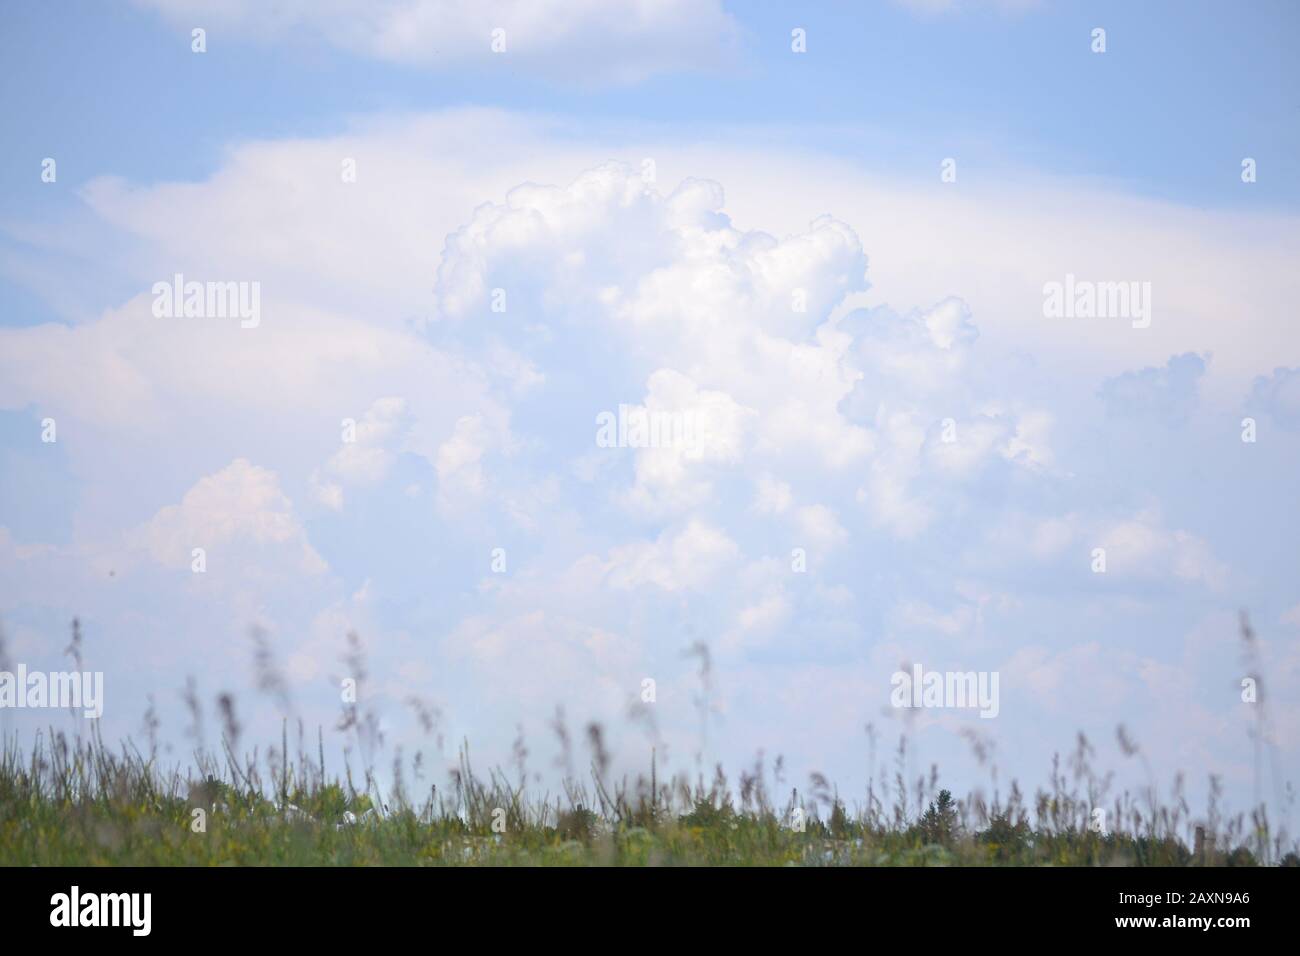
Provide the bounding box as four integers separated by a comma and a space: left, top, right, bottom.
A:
2, 107, 1298, 814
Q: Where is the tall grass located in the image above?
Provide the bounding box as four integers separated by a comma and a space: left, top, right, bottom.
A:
2, 718, 1294, 865
0, 620, 1294, 866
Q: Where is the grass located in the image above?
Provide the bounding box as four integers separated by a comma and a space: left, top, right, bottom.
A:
0, 721, 1294, 866
1, 620, 1294, 866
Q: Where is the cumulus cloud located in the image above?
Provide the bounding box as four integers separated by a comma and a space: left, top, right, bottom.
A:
975, 509, 1229, 593
752, 475, 793, 515
1099, 352, 1207, 427
311, 397, 410, 509
130, 458, 326, 575
603, 520, 739, 593
621, 370, 755, 516
793, 504, 848, 550
1246, 366, 1300, 430
433, 161, 877, 499
1095, 514, 1228, 591
4, 108, 1295, 809
804, 290, 1068, 547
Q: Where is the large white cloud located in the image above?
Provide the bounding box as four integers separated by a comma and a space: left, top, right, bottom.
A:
3, 108, 1297, 810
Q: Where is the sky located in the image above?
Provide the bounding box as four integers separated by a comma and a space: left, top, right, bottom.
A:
1, 0, 1298, 829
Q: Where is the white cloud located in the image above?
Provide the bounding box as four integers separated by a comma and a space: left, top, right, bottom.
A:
435, 413, 493, 510
1247, 366, 1300, 430
1097, 513, 1229, 591
925, 414, 1013, 477
794, 504, 848, 550
603, 520, 738, 593
330, 398, 408, 483
443, 609, 638, 716
922, 297, 978, 350
622, 369, 755, 516
311, 397, 410, 508
752, 475, 792, 515
133, 0, 740, 83
894, 599, 975, 637
130, 458, 326, 575
3, 106, 1293, 811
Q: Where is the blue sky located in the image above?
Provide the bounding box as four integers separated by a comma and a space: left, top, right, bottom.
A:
4, 1, 1298, 224
1, 1, 1299, 831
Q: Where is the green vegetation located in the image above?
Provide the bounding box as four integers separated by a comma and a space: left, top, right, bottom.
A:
2, 619, 1293, 866
1, 723, 1293, 866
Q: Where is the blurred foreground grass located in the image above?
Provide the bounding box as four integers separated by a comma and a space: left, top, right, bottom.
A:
2, 726, 1293, 866
3, 620, 1293, 866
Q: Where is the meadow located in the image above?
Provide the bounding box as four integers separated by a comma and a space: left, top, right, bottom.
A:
1, 622, 1293, 867
1, 718, 1293, 866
